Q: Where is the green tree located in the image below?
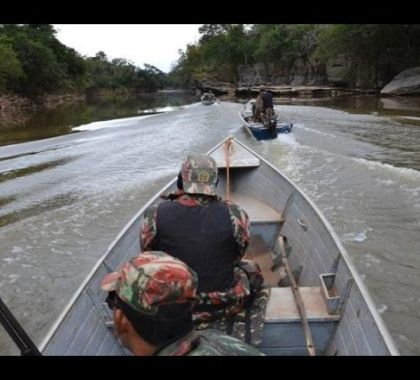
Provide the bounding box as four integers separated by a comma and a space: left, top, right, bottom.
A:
249, 24, 321, 63
0, 24, 88, 95
0, 24, 172, 96
0, 37, 23, 91
316, 24, 420, 68
315, 24, 420, 85
198, 24, 230, 43
12, 35, 65, 95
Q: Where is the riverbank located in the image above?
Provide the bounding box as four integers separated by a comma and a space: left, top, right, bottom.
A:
0, 93, 86, 128
0, 90, 196, 147
0, 89, 190, 129
197, 81, 385, 100
0, 95, 36, 127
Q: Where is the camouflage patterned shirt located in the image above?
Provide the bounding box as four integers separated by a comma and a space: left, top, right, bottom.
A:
141, 190, 250, 258
156, 329, 264, 356
255, 95, 264, 119
140, 191, 251, 321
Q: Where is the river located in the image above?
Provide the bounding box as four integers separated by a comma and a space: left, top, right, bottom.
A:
0, 93, 419, 355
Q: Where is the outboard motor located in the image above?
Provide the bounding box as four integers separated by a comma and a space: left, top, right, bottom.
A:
263, 115, 277, 130
263, 108, 277, 138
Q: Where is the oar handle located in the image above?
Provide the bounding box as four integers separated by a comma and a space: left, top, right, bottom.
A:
224, 137, 233, 201
277, 237, 316, 356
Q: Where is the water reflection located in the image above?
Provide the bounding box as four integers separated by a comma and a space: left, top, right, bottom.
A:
0, 91, 195, 147
273, 94, 420, 118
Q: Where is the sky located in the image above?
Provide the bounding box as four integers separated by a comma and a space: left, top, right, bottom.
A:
53, 24, 202, 73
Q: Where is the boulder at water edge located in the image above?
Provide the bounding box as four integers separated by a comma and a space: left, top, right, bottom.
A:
381, 67, 420, 95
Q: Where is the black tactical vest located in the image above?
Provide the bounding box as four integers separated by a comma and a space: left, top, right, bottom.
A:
155, 199, 238, 293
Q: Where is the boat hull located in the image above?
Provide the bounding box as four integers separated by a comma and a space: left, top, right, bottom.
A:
39, 137, 398, 356
201, 96, 216, 105
248, 123, 293, 140
239, 101, 293, 140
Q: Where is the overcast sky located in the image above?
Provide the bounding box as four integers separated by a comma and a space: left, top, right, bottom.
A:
53, 24, 202, 73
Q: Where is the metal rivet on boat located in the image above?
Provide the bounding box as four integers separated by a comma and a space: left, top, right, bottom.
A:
297, 219, 308, 231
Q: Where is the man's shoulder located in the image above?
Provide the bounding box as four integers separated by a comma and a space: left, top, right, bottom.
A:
222, 199, 241, 209
144, 203, 159, 214
144, 201, 173, 221
223, 200, 248, 217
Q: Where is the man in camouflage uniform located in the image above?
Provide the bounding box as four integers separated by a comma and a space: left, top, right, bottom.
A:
140, 153, 269, 346
101, 251, 264, 356
202, 88, 216, 101
254, 86, 276, 127
208, 89, 216, 101
253, 87, 265, 122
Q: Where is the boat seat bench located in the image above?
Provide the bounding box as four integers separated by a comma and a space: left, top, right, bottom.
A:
230, 194, 283, 249
260, 287, 341, 356
230, 194, 282, 224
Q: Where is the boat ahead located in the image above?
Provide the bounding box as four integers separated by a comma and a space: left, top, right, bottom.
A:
240, 100, 293, 140
201, 94, 216, 105
39, 137, 398, 356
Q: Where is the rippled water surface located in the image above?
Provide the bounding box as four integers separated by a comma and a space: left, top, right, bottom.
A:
1, 95, 419, 355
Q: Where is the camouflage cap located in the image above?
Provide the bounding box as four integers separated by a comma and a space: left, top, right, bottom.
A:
101, 251, 198, 316
181, 153, 218, 196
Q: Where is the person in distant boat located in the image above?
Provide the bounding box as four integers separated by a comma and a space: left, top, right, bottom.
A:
202, 88, 216, 102
208, 89, 216, 101
140, 154, 266, 337
101, 250, 264, 356
261, 86, 274, 113
253, 87, 265, 122
256, 86, 276, 128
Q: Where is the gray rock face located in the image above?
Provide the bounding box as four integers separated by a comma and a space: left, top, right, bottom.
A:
238, 63, 271, 86
204, 58, 411, 95
238, 64, 256, 86
326, 56, 352, 86
381, 67, 420, 95
199, 79, 236, 96
289, 59, 307, 86
238, 59, 327, 88
393, 67, 420, 80
237, 55, 404, 92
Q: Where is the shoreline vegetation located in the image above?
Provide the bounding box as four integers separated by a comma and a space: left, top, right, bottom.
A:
2, 24, 420, 129
0, 24, 168, 127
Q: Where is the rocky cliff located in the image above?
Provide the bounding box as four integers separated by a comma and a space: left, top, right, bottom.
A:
200, 56, 402, 97
237, 56, 396, 93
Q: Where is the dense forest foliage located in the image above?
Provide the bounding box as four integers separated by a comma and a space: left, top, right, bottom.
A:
2, 24, 420, 96
168, 24, 420, 87
0, 24, 167, 98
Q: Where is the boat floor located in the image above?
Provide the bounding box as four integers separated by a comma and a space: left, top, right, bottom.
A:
224, 192, 285, 286
235, 194, 339, 323
245, 234, 286, 287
